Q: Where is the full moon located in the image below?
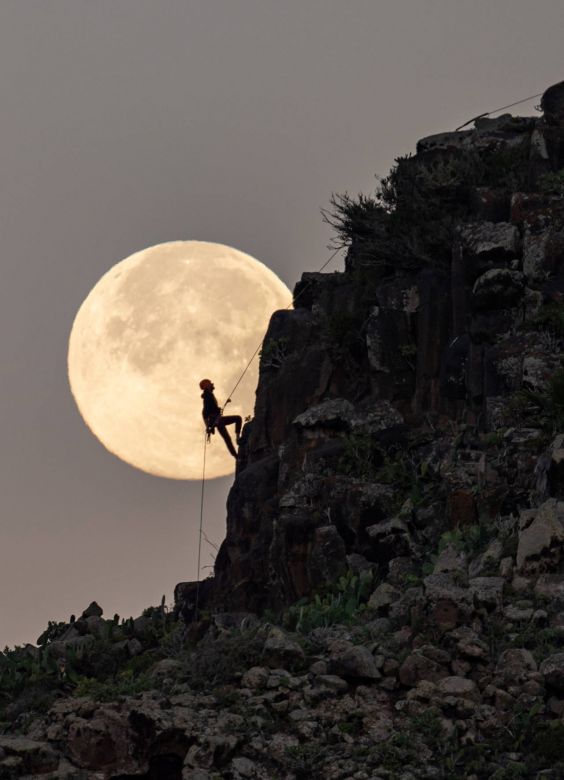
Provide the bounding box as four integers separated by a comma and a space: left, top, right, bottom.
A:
68, 241, 292, 480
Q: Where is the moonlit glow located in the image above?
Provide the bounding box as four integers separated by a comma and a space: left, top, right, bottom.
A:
67, 241, 292, 479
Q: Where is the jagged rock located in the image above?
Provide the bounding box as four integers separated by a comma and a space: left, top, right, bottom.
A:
81, 601, 103, 619
516, 499, 564, 574
472, 269, 525, 310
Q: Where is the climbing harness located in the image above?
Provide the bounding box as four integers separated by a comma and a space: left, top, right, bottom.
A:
193, 245, 343, 618
454, 90, 543, 132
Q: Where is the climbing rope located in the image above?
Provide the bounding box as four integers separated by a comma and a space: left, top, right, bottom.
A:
194, 430, 207, 622
454, 90, 543, 132
224, 245, 343, 405
193, 245, 343, 619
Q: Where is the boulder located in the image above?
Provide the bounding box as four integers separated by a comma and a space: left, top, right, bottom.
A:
81, 601, 103, 619
497, 648, 537, 677
447, 627, 489, 660
241, 666, 269, 690
368, 583, 400, 613
67, 712, 132, 771
472, 269, 525, 310
459, 221, 520, 263
263, 628, 305, 669
436, 676, 479, 699
516, 499, 564, 574
329, 645, 381, 681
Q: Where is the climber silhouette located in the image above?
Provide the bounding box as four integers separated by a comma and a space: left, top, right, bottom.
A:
199, 379, 242, 459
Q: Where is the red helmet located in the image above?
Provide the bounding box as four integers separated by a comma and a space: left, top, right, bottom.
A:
199, 378, 213, 390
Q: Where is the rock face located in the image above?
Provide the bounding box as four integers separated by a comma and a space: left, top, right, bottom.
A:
171, 79, 564, 619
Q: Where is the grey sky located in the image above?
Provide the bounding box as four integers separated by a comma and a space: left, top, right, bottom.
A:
1, 0, 562, 647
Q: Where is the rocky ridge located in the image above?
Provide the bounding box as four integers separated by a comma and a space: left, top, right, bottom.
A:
3, 81, 564, 778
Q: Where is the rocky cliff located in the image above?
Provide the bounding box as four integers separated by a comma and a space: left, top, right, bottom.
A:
3, 82, 564, 779
176, 80, 564, 620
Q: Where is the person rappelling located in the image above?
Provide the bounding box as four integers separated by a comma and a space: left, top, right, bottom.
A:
199, 379, 242, 459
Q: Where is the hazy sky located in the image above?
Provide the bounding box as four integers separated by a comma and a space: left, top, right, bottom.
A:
1, 0, 562, 647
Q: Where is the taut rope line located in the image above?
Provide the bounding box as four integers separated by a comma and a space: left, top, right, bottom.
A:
454, 90, 543, 132
194, 431, 207, 622
224, 246, 343, 406
193, 245, 343, 619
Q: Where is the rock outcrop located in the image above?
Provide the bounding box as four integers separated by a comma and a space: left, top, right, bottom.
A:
4, 80, 564, 779
174, 80, 564, 621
